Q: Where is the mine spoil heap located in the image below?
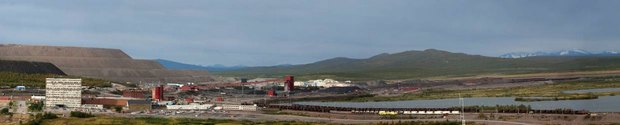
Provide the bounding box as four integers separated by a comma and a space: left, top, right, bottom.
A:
0, 44, 212, 83
0, 60, 66, 75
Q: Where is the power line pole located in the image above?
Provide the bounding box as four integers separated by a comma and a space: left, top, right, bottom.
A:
460, 93, 465, 125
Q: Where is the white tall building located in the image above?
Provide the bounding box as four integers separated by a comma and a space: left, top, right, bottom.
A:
45, 78, 82, 108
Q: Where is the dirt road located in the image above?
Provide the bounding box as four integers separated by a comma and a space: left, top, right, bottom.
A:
126, 111, 537, 125
15, 101, 27, 114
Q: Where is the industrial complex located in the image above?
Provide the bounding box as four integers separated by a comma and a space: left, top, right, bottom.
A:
1, 44, 619, 125
32, 76, 304, 114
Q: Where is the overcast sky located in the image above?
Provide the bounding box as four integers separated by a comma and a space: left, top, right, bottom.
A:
1, 0, 619, 66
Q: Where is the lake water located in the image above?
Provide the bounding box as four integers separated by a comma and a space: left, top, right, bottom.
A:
563, 88, 620, 94
294, 96, 620, 112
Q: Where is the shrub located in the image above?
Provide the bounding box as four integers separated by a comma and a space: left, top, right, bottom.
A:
42, 112, 59, 119
24, 112, 58, 125
28, 101, 44, 112
114, 106, 123, 113
0, 108, 10, 115
70, 111, 95, 118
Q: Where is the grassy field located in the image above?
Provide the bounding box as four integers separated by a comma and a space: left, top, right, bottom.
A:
0, 72, 112, 88
346, 76, 620, 102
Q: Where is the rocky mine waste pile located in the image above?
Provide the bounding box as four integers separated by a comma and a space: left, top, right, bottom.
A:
0, 60, 66, 75
0, 44, 212, 83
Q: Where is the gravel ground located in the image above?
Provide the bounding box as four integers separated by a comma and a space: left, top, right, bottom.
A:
91, 109, 620, 125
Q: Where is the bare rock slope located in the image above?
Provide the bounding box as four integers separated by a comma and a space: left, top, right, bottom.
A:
0, 44, 212, 83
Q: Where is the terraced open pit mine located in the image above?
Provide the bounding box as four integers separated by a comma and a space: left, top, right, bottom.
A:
0, 44, 212, 83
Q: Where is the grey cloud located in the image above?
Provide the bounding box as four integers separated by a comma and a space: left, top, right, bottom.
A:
0, 0, 619, 66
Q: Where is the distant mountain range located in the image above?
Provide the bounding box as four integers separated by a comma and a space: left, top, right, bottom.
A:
214, 49, 620, 80
500, 49, 620, 58
156, 59, 247, 71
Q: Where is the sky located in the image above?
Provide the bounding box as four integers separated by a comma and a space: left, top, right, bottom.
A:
1, 0, 619, 66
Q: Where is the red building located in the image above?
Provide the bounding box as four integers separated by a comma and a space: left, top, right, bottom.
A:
185, 98, 194, 103
267, 89, 277, 97
0, 96, 31, 101
152, 85, 164, 101
179, 85, 199, 91
82, 98, 128, 107
123, 90, 146, 99
165, 96, 176, 101
163, 85, 179, 91
399, 87, 419, 93
284, 76, 294, 92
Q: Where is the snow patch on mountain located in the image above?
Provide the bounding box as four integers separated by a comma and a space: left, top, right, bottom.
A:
500, 49, 620, 58
602, 51, 620, 54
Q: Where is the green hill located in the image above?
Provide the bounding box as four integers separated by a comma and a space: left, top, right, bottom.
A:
213, 49, 620, 80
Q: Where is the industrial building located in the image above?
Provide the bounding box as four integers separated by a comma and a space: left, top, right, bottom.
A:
218, 104, 259, 111
166, 104, 214, 110
82, 97, 136, 107
179, 85, 199, 91
127, 100, 152, 111
294, 79, 353, 88
122, 90, 147, 99
152, 85, 164, 101
81, 104, 104, 110
45, 78, 82, 108
284, 76, 294, 92
0, 96, 30, 107
31, 96, 46, 101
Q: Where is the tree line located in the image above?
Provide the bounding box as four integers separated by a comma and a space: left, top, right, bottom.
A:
0, 72, 112, 88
